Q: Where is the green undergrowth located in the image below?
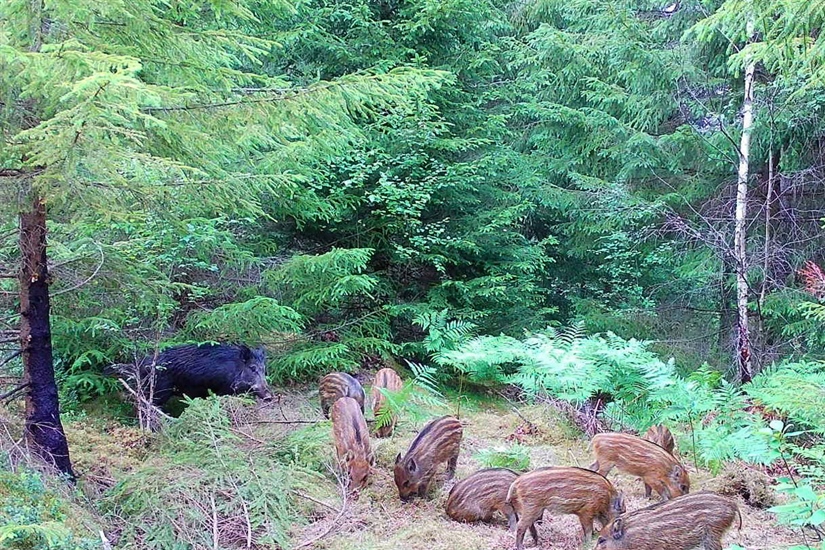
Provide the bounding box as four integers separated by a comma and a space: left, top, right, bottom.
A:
100, 397, 315, 549
0, 459, 98, 550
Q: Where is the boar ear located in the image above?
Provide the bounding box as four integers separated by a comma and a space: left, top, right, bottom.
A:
670, 464, 683, 481
394, 453, 402, 465
240, 345, 252, 363
610, 518, 624, 540
407, 458, 417, 473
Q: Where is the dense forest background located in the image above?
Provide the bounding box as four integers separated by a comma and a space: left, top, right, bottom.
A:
3, 0, 825, 548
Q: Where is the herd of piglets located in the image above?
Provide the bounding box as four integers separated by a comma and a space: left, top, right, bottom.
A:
321, 369, 741, 550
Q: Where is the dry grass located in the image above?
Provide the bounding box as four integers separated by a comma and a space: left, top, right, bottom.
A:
294, 400, 805, 550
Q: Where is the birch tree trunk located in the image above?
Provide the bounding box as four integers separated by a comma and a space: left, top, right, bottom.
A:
734, 18, 756, 383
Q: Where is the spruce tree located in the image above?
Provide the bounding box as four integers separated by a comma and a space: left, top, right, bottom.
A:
0, 0, 446, 474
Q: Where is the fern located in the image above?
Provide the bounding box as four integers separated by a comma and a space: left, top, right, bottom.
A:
747, 362, 825, 432
414, 309, 477, 354
374, 361, 446, 429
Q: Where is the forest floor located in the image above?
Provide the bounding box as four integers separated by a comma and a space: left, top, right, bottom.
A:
280, 390, 801, 550
58, 384, 806, 550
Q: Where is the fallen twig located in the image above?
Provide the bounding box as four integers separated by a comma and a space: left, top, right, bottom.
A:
290, 489, 342, 514
210, 492, 219, 550
293, 467, 349, 549
254, 419, 322, 425
0, 382, 28, 401
230, 428, 266, 445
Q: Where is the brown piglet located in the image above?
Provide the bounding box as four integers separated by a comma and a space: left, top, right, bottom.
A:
643, 424, 675, 497
331, 397, 374, 491
590, 432, 690, 501
371, 367, 403, 438
394, 415, 463, 501
596, 491, 741, 550
320, 372, 365, 418
505, 466, 625, 550
445, 468, 519, 528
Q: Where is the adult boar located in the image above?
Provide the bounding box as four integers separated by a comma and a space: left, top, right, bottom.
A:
125, 343, 271, 407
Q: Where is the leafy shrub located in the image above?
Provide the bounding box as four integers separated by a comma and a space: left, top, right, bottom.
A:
473, 444, 531, 471
770, 479, 825, 529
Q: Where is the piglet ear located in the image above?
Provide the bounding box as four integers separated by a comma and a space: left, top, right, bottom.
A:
611, 518, 624, 540
614, 492, 626, 513
408, 458, 417, 473
394, 453, 402, 465
343, 450, 354, 463
240, 345, 252, 363
368, 453, 376, 467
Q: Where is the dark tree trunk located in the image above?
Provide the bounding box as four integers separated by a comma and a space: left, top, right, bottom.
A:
19, 195, 74, 479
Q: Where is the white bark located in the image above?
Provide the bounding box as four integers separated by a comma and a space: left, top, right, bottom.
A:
734, 18, 755, 383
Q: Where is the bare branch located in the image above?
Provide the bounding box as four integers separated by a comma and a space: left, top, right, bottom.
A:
53, 242, 104, 296
0, 350, 22, 368
0, 382, 29, 401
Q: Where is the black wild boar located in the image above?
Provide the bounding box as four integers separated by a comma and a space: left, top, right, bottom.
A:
319, 372, 365, 419
596, 491, 740, 550
394, 416, 462, 501
331, 397, 374, 491
371, 367, 403, 438
506, 466, 625, 550
590, 432, 690, 501
445, 468, 519, 528
121, 343, 272, 407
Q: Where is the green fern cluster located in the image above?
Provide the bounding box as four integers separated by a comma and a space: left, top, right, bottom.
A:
373, 361, 447, 430
438, 326, 789, 471
747, 362, 825, 431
